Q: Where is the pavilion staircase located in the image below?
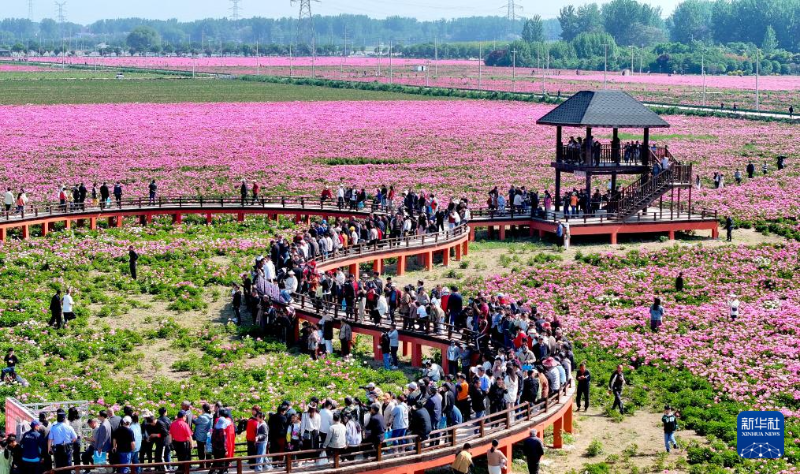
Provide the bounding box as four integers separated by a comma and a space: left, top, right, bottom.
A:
612, 148, 692, 221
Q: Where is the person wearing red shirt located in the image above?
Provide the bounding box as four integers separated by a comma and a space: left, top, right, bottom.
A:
251, 182, 260, 204
169, 411, 194, 461
224, 413, 235, 458
245, 406, 261, 468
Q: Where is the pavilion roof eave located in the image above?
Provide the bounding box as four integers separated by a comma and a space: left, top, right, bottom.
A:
536, 90, 671, 129
538, 121, 671, 129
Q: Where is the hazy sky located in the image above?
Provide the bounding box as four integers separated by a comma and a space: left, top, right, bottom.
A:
3, 0, 684, 24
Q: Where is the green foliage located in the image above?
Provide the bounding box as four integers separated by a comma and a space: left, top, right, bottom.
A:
586, 438, 605, 457
521, 16, 545, 44
580, 462, 610, 474
126, 26, 161, 54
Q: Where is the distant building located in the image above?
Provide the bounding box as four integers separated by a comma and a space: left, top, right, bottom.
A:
0, 50, 11, 57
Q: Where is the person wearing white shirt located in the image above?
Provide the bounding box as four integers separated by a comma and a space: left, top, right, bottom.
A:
319, 401, 334, 445
263, 259, 276, 282
3, 188, 13, 212
344, 415, 361, 447
322, 413, 347, 457
300, 406, 321, 450
728, 294, 740, 321
62, 288, 75, 327
284, 272, 298, 293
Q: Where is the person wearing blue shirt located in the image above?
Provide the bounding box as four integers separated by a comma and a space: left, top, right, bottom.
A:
47, 410, 78, 469
20, 421, 43, 474
192, 403, 213, 463
129, 415, 143, 473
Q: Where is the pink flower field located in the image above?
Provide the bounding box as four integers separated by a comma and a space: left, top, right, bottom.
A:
0, 100, 796, 222
470, 242, 800, 419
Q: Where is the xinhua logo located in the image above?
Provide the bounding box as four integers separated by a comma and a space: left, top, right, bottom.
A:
737, 411, 784, 458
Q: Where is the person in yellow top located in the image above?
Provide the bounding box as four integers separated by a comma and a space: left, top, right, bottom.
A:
451, 443, 473, 474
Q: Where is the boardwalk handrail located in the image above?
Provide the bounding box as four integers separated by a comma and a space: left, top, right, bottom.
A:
50, 381, 574, 474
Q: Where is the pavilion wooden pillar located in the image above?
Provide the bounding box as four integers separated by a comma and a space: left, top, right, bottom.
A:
555, 126, 562, 213
642, 127, 650, 165
585, 127, 592, 165
611, 127, 619, 192
585, 171, 592, 214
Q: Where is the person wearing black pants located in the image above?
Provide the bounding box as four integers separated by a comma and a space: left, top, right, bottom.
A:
608, 365, 626, 415
128, 246, 139, 280
575, 363, 591, 411
49, 289, 63, 329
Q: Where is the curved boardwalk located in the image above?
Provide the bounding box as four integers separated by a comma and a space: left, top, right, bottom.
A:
1, 195, 579, 474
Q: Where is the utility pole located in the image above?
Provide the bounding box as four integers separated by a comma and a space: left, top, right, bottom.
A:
541, 43, 547, 95
478, 42, 483, 90
511, 49, 517, 93
701, 51, 706, 106
630, 46, 634, 75
603, 43, 608, 88
434, 36, 438, 77
377, 41, 381, 76
389, 40, 393, 84
256, 41, 260, 75
639, 44, 643, 74
340, 26, 347, 77
289, 43, 293, 77
755, 48, 760, 111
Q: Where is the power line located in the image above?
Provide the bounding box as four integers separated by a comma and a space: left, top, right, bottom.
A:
504, 0, 522, 22
28, 0, 34, 21
230, 0, 242, 21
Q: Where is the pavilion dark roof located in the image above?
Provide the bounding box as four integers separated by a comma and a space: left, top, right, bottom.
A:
536, 90, 670, 128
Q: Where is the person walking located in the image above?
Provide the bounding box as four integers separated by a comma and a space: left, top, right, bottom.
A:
20, 421, 44, 474
62, 288, 75, 328
3, 188, 13, 212
649, 297, 664, 332
575, 362, 591, 411
251, 182, 260, 204
100, 182, 110, 209
608, 365, 626, 415
522, 430, 544, 474
48, 410, 78, 469
128, 246, 139, 280
724, 216, 734, 242
662, 405, 679, 453
49, 289, 63, 329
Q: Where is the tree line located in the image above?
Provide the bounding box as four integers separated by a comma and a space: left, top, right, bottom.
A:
486, 0, 800, 75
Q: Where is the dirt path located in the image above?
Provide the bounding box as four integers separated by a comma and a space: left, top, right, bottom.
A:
529, 405, 704, 473
390, 228, 785, 288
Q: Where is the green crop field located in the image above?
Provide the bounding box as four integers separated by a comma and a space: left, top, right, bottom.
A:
0, 75, 450, 104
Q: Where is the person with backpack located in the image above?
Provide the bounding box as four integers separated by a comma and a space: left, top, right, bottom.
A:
662, 405, 679, 453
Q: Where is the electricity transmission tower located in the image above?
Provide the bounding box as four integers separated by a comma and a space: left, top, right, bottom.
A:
55, 1, 66, 24
505, 0, 522, 22
229, 0, 241, 21
291, 0, 319, 56
27, 0, 34, 21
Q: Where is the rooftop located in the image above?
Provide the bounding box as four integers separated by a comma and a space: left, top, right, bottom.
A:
537, 90, 670, 129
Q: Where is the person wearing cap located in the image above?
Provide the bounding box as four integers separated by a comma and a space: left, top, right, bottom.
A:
20, 421, 43, 474
48, 410, 77, 468
111, 417, 135, 473
522, 429, 544, 474
662, 406, 679, 453
169, 411, 193, 462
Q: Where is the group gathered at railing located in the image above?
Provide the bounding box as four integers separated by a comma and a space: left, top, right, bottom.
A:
4, 201, 577, 474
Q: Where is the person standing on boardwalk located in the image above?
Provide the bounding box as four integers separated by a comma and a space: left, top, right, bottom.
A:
99, 182, 110, 209
148, 180, 157, 206
575, 362, 591, 411
240, 181, 248, 206
3, 188, 12, 212
522, 430, 544, 474
113, 182, 123, 207
49, 289, 63, 329
608, 365, 626, 415
724, 216, 734, 242
662, 405, 679, 453
128, 246, 139, 280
